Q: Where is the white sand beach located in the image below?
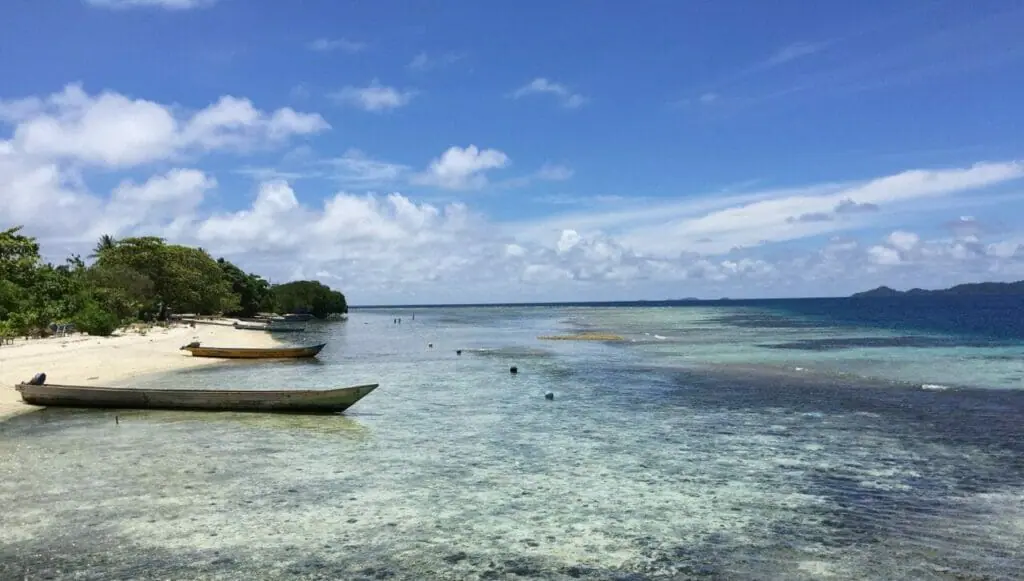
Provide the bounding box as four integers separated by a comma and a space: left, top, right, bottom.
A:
0, 323, 281, 419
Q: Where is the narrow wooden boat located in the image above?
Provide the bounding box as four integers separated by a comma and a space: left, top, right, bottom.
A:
267, 319, 307, 332
233, 321, 269, 331
180, 342, 326, 359
281, 313, 315, 322
14, 380, 378, 414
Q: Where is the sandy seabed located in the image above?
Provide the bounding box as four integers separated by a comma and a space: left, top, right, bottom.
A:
0, 322, 281, 419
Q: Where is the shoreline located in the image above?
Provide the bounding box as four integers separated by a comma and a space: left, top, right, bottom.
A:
0, 322, 284, 420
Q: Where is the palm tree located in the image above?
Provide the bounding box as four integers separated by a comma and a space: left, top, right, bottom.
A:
90, 234, 117, 259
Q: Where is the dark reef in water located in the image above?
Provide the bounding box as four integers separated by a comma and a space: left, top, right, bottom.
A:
853, 280, 1024, 298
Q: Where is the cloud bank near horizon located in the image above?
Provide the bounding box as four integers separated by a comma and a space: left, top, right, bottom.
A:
3, 84, 1024, 305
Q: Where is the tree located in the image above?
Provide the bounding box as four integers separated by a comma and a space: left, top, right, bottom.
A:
0, 226, 43, 290
97, 237, 234, 318
1, 225, 350, 333
217, 258, 271, 317
270, 280, 347, 318
90, 234, 117, 259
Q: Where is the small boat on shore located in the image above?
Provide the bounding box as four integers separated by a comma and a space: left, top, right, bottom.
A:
233, 321, 269, 331
281, 313, 315, 322
14, 375, 377, 414
267, 318, 307, 332
180, 342, 326, 359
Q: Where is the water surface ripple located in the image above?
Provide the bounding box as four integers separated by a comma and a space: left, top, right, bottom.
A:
1, 302, 1022, 580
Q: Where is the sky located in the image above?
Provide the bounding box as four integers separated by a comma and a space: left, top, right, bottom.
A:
1, 0, 1024, 305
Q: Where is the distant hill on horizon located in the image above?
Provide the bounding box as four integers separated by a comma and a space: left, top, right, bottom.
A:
852, 280, 1024, 298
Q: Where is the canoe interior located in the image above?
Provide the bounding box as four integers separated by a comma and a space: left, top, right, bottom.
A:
15, 383, 378, 414
184, 343, 326, 359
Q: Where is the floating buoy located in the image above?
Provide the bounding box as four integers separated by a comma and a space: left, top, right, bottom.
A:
456, 349, 462, 355
510, 366, 518, 375
428, 343, 434, 348
545, 392, 554, 400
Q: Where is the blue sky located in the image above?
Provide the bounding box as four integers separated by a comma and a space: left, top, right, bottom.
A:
1, 0, 1023, 305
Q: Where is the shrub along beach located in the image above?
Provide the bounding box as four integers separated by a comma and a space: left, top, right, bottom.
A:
0, 226, 348, 418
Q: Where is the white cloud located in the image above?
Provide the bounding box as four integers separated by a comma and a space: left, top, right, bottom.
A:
4, 82, 1024, 304
868, 245, 903, 265
763, 42, 826, 67
535, 163, 574, 181
325, 149, 410, 187
84, 0, 216, 9
515, 161, 1024, 256
886, 230, 920, 252
7, 157, 1024, 303
0, 84, 328, 168
306, 38, 366, 53
497, 163, 574, 189
412, 145, 510, 190
512, 78, 587, 109
330, 81, 416, 112
407, 51, 465, 71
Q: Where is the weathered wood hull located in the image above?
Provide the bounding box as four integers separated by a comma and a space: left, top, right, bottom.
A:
267, 322, 307, 332
15, 383, 378, 413
183, 344, 326, 359
233, 322, 269, 331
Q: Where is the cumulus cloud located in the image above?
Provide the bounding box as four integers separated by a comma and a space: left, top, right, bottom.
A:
330, 81, 416, 112
407, 51, 465, 71
4, 83, 1024, 304
0, 84, 328, 168
411, 145, 510, 190
512, 78, 587, 109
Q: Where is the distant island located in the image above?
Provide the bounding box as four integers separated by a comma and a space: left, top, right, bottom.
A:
852, 280, 1024, 298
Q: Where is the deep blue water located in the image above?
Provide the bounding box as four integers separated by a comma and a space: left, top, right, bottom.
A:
357, 295, 1024, 341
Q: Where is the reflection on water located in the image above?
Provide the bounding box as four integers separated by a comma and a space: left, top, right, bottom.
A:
1, 303, 1023, 580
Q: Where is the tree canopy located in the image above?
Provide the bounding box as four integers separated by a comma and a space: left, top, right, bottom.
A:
0, 227, 348, 337
271, 280, 348, 318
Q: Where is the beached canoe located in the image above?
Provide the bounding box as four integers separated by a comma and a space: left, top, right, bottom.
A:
267, 318, 307, 332
233, 321, 269, 331
14, 381, 378, 413
180, 342, 326, 359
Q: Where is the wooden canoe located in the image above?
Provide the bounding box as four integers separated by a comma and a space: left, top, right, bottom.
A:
180, 343, 326, 359
14, 382, 378, 414
233, 321, 269, 331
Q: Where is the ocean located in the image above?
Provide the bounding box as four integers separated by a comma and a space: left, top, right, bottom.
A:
1, 297, 1023, 580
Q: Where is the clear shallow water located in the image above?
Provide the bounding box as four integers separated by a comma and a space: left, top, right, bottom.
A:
1, 301, 1023, 580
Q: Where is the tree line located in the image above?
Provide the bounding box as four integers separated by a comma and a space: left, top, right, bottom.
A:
0, 227, 347, 337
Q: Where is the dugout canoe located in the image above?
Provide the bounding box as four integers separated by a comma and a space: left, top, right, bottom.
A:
14, 379, 378, 414
180, 342, 326, 359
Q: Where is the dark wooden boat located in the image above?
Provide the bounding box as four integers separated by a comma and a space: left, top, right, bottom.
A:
14, 380, 378, 414
281, 313, 315, 322
180, 342, 325, 359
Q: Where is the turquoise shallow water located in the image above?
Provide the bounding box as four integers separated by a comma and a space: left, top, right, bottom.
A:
1, 303, 1023, 580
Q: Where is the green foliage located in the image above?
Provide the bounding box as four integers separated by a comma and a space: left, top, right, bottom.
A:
0, 227, 43, 290
270, 280, 348, 318
0, 227, 350, 335
72, 300, 121, 337
97, 237, 235, 317
218, 258, 271, 317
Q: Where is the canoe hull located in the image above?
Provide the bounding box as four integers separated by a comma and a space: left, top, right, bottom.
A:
183, 343, 326, 359
14, 383, 378, 414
